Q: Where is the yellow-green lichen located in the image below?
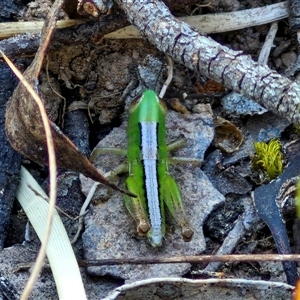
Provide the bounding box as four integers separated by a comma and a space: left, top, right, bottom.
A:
251, 139, 283, 181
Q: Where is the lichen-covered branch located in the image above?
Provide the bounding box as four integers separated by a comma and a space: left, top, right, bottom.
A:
105, 2, 288, 38
116, 0, 300, 125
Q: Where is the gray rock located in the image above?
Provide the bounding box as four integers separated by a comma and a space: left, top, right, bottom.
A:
222, 92, 267, 116
81, 106, 225, 282
223, 112, 290, 167
281, 51, 297, 68
0, 245, 119, 299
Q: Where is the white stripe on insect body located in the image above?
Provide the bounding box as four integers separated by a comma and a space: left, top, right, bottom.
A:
140, 122, 162, 238
140, 122, 158, 160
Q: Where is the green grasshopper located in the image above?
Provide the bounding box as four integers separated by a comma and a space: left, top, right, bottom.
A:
91, 89, 200, 247
125, 89, 196, 247
91, 56, 200, 247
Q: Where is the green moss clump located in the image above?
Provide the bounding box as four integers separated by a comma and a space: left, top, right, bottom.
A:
252, 139, 283, 181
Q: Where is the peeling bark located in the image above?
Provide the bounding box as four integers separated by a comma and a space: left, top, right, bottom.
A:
116, 0, 300, 125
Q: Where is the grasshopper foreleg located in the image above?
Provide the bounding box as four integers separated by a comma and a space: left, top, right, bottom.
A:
167, 138, 202, 165
90, 147, 127, 163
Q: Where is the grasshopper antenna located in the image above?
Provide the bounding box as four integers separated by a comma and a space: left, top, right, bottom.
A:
159, 55, 173, 98
154, 59, 164, 93
134, 61, 148, 89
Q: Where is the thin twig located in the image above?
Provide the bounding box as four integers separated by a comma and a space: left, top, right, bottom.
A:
71, 182, 99, 244
78, 253, 300, 266
103, 277, 293, 300
258, 22, 278, 65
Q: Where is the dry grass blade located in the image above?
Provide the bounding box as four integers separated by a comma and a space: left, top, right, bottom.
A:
17, 167, 87, 299
0, 20, 86, 40
0, 2, 288, 40
0, 51, 57, 300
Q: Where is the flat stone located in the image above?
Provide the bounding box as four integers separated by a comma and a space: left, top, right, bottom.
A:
81, 106, 224, 282
0, 245, 119, 299
221, 92, 267, 116
223, 112, 290, 166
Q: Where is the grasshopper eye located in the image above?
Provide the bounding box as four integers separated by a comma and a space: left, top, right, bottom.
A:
129, 95, 143, 107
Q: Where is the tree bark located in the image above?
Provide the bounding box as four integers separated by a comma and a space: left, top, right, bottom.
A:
116, 0, 300, 125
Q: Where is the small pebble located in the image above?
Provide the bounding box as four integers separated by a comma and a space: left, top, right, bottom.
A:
281, 52, 297, 68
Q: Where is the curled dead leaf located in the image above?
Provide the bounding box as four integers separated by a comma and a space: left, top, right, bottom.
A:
5, 77, 133, 197
167, 98, 190, 114
213, 116, 243, 153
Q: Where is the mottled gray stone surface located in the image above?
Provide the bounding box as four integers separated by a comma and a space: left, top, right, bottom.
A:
223, 112, 290, 167
0, 245, 119, 300
221, 92, 267, 116
81, 106, 225, 282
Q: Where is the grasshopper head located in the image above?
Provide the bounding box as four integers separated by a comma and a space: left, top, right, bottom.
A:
129, 90, 167, 122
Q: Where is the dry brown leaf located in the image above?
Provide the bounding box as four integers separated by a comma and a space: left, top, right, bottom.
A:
4, 1, 133, 198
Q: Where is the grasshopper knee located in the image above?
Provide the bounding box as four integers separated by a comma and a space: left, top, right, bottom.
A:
137, 219, 150, 235
182, 227, 194, 242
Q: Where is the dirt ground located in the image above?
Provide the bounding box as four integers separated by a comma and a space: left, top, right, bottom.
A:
0, 0, 299, 299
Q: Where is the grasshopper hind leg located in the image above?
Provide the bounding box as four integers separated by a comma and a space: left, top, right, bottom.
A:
161, 174, 194, 242
124, 176, 151, 236
125, 176, 165, 247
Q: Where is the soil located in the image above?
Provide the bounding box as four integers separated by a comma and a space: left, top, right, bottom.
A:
0, 0, 299, 299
